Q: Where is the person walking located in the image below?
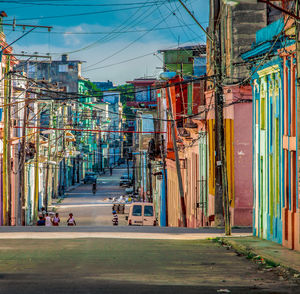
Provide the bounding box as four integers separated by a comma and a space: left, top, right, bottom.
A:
92, 182, 97, 195
52, 213, 60, 226
45, 213, 52, 227
110, 166, 113, 176
67, 213, 76, 226
112, 210, 118, 226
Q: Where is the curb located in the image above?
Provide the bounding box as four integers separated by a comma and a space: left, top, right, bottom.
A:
218, 237, 300, 275
66, 183, 81, 193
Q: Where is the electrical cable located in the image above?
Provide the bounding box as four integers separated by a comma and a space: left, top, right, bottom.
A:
5, 4, 159, 22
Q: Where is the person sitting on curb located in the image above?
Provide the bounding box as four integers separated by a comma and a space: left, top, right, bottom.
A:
67, 213, 76, 226
37, 216, 45, 226
45, 213, 52, 227
52, 213, 60, 226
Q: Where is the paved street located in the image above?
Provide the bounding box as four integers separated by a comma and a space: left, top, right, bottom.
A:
52, 167, 130, 226
0, 169, 298, 294
0, 238, 298, 294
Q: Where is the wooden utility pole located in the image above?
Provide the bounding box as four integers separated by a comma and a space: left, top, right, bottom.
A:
3, 57, 12, 225
214, 27, 226, 229
160, 134, 168, 226
20, 89, 29, 225
53, 108, 59, 198
213, 4, 231, 235
34, 102, 40, 220
166, 86, 186, 227
147, 158, 153, 202
296, 0, 300, 213
44, 101, 53, 211
62, 105, 67, 195
178, 0, 230, 234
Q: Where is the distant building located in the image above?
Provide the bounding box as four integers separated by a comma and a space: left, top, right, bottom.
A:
103, 91, 123, 166
18, 54, 82, 93
158, 45, 206, 77
93, 80, 113, 91
126, 78, 157, 108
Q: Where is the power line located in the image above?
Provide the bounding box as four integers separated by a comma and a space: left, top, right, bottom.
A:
5, 4, 158, 21
14, 125, 167, 134
5, 23, 204, 35
1, 0, 167, 7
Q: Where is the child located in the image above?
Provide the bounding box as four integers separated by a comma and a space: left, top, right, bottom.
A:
112, 210, 118, 226
67, 213, 76, 226
53, 213, 60, 226
45, 213, 52, 227
37, 216, 45, 226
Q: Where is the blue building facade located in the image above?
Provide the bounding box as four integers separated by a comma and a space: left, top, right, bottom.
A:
242, 18, 300, 250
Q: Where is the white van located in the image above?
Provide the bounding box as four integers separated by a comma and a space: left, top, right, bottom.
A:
128, 202, 156, 226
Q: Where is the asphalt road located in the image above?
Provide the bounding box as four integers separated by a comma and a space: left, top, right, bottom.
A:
0, 167, 298, 293
0, 238, 298, 294
52, 166, 130, 226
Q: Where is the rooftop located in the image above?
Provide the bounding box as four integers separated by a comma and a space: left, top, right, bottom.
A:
158, 44, 206, 54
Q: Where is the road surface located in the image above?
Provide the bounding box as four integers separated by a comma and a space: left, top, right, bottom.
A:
0, 168, 298, 293
52, 167, 129, 226
0, 238, 298, 294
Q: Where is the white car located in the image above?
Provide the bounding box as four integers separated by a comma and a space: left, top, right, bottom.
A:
125, 187, 133, 194
119, 174, 132, 186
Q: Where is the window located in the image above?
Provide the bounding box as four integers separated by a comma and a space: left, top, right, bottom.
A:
59, 64, 68, 72
144, 206, 153, 217
28, 64, 36, 73
132, 205, 142, 216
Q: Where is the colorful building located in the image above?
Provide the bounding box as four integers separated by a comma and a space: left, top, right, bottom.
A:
242, 17, 300, 251
204, 1, 276, 227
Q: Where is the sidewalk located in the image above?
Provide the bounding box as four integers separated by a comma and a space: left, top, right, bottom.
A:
220, 236, 300, 273
0, 231, 251, 240
51, 183, 81, 206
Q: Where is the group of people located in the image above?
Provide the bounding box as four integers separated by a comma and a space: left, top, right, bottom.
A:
36, 207, 119, 226
37, 208, 76, 226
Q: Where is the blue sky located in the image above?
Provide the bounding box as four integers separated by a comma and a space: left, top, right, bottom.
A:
1, 0, 209, 84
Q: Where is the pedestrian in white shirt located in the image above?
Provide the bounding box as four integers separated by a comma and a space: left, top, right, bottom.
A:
67, 213, 76, 226
52, 213, 60, 226
45, 213, 52, 227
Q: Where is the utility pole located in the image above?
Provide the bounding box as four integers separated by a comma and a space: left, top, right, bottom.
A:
177, 0, 230, 234
99, 116, 103, 173
127, 158, 130, 182
44, 101, 53, 212
132, 154, 136, 193
166, 86, 186, 227
214, 23, 225, 229
3, 57, 12, 225
160, 134, 168, 226
34, 102, 40, 220
20, 89, 29, 225
296, 0, 300, 211
147, 159, 153, 202
213, 4, 230, 235
53, 105, 59, 198
62, 105, 67, 195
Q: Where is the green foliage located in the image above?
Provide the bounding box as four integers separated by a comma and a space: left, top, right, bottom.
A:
123, 105, 134, 119
84, 80, 103, 100
111, 84, 134, 104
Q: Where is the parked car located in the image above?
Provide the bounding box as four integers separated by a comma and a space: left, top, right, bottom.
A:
83, 172, 97, 184
125, 187, 133, 194
128, 202, 156, 226
119, 174, 132, 186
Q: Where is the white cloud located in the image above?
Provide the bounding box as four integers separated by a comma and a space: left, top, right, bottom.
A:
10, 22, 199, 85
